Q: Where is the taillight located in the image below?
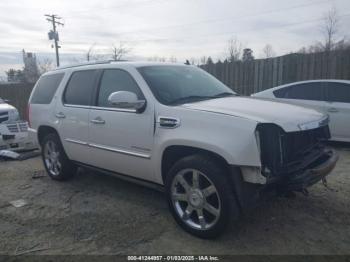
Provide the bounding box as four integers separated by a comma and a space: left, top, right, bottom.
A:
26, 104, 31, 128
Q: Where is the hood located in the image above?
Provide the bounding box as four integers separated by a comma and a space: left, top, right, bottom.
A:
181, 96, 326, 132
0, 103, 19, 123
0, 103, 15, 113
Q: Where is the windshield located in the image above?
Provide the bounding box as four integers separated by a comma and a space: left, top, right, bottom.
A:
0, 98, 4, 104
137, 65, 236, 105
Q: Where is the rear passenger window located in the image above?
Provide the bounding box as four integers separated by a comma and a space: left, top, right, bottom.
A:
97, 69, 143, 107
283, 83, 324, 101
31, 73, 64, 104
327, 82, 350, 103
63, 70, 97, 106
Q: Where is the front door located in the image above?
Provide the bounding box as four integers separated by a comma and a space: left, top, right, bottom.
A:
88, 69, 154, 181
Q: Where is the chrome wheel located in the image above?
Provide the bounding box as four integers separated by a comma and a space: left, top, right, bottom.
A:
171, 169, 221, 230
44, 140, 61, 176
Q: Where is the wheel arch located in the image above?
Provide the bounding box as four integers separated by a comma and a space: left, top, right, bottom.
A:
161, 145, 231, 184
37, 125, 60, 146
159, 144, 258, 213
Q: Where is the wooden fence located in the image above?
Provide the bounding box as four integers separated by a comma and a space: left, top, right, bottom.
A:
0, 49, 349, 119
200, 49, 350, 95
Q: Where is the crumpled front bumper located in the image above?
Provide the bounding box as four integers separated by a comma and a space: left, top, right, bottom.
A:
278, 148, 338, 191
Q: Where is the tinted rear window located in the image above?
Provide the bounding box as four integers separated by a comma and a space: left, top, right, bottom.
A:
63, 70, 97, 106
327, 82, 350, 103
31, 73, 64, 104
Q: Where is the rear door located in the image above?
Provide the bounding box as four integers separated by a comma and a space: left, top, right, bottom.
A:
88, 68, 155, 181
324, 82, 350, 141
56, 69, 99, 164
29, 72, 65, 130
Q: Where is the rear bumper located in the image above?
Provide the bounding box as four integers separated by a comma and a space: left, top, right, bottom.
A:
277, 148, 338, 191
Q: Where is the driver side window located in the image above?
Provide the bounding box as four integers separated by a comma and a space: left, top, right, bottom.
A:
97, 69, 143, 107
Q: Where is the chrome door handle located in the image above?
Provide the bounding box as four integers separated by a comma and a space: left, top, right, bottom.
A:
90, 117, 105, 124
328, 108, 339, 113
55, 112, 66, 118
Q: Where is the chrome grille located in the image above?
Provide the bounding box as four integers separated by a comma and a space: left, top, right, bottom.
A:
6, 122, 28, 133
19, 122, 28, 132
0, 116, 9, 123
6, 124, 18, 133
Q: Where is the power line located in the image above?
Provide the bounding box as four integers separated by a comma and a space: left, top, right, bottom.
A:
45, 14, 64, 66
113, 0, 332, 36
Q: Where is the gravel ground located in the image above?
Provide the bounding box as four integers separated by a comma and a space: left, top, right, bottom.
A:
0, 145, 349, 255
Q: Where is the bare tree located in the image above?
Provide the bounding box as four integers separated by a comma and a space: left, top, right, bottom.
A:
321, 7, 339, 52
226, 37, 243, 62
262, 44, 276, 58
86, 43, 96, 61
111, 42, 131, 61
38, 58, 54, 74
85, 44, 107, 61
298, 7, 348, 54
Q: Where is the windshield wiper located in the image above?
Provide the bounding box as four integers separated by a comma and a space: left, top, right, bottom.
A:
212, 92, 237, 98
169, 92, 237, 105
169, 95, 213, 105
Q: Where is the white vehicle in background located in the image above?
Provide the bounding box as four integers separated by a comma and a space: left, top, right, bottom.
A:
0, 98, 36, 151
0, 98, 19, 123
252, 80, 350, 142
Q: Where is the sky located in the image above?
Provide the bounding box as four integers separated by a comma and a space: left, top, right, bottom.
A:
0, 0, 350, 79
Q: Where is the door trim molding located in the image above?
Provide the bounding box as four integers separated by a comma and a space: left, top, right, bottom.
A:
65, 138, 151, 159
64, 138, 88, 146
89, 143, 151, 159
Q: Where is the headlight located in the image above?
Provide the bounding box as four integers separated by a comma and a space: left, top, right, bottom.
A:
298, 115, 329, 131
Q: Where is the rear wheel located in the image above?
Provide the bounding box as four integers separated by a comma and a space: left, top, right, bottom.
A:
41, 133, 76, 180
165, 154, 239, 238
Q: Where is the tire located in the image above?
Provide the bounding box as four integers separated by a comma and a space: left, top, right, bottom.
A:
41, 133, 77, 181
165, 154, 240, 238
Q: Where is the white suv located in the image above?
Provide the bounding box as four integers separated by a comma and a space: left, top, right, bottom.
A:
28, 61, 338, 238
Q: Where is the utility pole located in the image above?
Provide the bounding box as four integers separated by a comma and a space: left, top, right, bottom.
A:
45, 14, 64, 67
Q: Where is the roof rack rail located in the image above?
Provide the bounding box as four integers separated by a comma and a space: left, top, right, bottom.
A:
54, 60, 128, 70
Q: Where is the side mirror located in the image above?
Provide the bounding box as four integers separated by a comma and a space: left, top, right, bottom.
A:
107, 91, 146, 112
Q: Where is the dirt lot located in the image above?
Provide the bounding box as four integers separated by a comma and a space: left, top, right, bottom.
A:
0, 145, 349, 255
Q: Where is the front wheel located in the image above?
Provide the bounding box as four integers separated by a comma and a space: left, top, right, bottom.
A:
41, 133, 76, 181
165, 155, 240, 238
